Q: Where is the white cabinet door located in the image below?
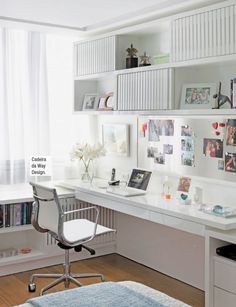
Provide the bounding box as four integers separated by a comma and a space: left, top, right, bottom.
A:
171, 3, 236, 61
74, 36, 116, 76
117, 68, 173, 111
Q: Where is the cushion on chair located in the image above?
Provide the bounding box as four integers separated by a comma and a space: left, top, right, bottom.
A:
63, 219, 113, 244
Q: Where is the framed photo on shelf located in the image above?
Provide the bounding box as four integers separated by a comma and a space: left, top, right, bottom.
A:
82, 94, 100, 110
180, 83, 216, 109
98, 92, 114, 110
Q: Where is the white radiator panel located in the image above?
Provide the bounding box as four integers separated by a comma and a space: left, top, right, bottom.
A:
75, 36, 116, 76
46, 197, 116, 247
117, 68, 173, 111
171, 4, 236, 61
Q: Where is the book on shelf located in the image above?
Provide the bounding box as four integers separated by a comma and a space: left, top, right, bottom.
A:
2, 202, 33, 228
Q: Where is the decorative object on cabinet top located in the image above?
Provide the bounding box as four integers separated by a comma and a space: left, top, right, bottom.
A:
139, 52, 151, 67
126, 44, 138, 69
213, 82, 232, 109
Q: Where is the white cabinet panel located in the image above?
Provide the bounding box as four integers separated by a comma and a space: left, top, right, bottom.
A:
117, 68, 173, 111
214, 287, 236, 307
75, 36, 116, 76
171, 4, 236, 61
214, 256, 236, 294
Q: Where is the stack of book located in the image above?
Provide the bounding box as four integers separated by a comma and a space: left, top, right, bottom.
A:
0, 202, 33, 228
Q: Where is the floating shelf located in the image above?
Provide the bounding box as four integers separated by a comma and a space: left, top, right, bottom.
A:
0, 224, 33, 234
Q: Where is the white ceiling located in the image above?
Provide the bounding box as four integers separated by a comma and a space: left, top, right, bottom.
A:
0, 0, 225, 33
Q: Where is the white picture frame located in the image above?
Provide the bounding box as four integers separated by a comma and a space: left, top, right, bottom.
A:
102, 124, 129, 157
82, 94, 100, 110
180, 83, 216, 109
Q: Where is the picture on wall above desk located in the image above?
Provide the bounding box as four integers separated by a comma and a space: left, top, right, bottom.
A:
226, 119, 236, 146
225, 152, 236, 173
138, 116, 236, 183
148, 119, 174, 142
203, 139, 223, 158
102, 124, 129, 157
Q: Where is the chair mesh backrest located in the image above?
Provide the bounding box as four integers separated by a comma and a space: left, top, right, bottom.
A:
33, 184, 60, 235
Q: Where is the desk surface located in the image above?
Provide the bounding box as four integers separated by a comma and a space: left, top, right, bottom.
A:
0, 182, 74, 204
57, 179, 236, 232
1, 179, 236, 232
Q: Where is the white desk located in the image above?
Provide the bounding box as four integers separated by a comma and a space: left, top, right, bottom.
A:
58, 178, 236, 234
1, 179, 236, 307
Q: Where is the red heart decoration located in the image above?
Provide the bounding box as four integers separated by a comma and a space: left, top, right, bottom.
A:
215, 131, 220, 136
212, 122, 218, 129
219, 122, 225, 127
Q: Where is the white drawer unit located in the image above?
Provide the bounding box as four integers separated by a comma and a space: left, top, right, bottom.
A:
214, 256, 236, 294
117, 68, 173, 111
74, 36, 116, 76
171, 3, 236, 62
214, 287, 236, 307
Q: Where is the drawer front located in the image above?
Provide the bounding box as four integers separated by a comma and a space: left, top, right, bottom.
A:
214, 258, 236, 294
214, 287, 236, 307
171, 4, 236, 61
75, 36, 116, 76
117, 68, 173, 111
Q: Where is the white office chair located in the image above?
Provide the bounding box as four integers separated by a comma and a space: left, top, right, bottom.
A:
28, 182, 115, 295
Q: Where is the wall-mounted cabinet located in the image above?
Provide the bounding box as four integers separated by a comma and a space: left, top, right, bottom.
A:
74, 36, 116, 77
117, 68, 173, 111
73, 0, 236, 114
171, 1, 236, 62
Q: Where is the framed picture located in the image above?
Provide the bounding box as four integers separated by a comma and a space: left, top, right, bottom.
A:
102, 124, 129, 156
98, 92, 114, 110
82, 94, 99, 110
180, 83, 216, 109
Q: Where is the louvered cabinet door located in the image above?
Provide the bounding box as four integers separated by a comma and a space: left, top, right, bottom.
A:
74, 36, 116, 76
117, 68, 173, 111
171, 4, 236, 62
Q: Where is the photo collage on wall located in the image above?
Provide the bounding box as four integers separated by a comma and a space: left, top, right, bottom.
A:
181, 125, 195, 167
203, 119, 236, 173
148, 119, 174, 165
225, 119, 236, 173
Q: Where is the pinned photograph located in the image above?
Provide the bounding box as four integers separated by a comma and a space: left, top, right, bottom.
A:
181, 125, 192, 137
181, 152, 194, 166
149, 119, 174, 141
226, 119, 236, 146
203, 138, 223, 158
181, 138, 194, 152
147, 146, 158, 158
218, 160, 224, 171
225, 152, 236, 173
177, 177, 191, 193
161, 120, 174, 136
149, 120, 160, 142
163, 144, 173, 155
154, 153, 165, 165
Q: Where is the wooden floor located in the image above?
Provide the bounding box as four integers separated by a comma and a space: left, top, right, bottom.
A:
0, 253, 204, 307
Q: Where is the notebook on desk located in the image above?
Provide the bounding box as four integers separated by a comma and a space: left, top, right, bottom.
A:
106, 169, 152, 197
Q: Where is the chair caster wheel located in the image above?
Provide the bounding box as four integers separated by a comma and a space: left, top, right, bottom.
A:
28, 283, 36, 292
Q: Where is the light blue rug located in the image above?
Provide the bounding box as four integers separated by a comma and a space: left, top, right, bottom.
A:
27, 282, 165, 307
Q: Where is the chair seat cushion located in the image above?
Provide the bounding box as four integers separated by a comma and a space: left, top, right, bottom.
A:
63, 219, 113, 244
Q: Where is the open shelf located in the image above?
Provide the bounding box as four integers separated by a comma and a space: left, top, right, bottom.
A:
0, 224, 33, 234
0, 249, 44, 266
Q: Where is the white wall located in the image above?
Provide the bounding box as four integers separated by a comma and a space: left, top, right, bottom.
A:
46, 34, 94, 179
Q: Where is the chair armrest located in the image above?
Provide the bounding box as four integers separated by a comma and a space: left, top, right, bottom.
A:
59, 206, 100, 247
